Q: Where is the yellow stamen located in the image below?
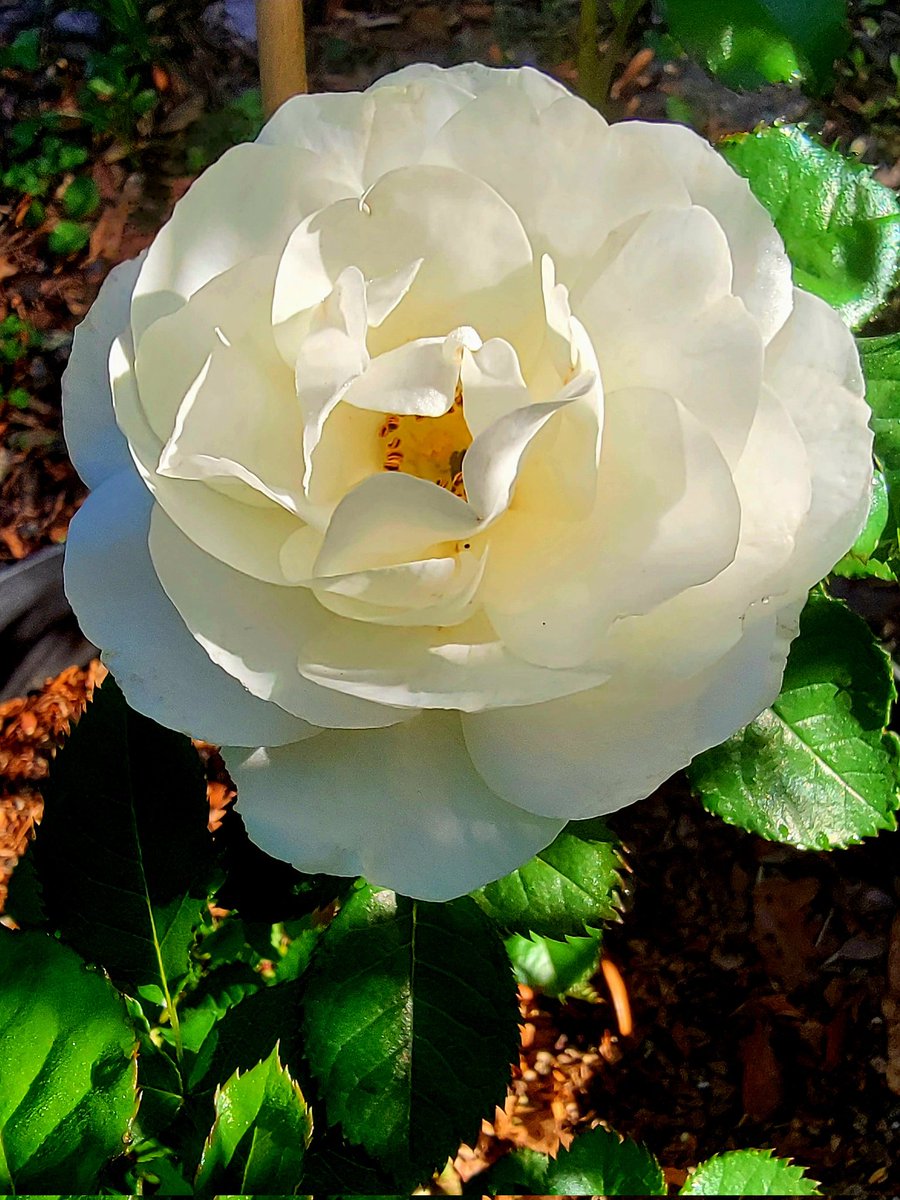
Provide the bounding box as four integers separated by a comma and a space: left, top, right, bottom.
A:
378, 390, 472, 499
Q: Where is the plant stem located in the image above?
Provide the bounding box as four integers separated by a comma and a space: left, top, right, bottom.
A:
577, 0, 604, 110
592, 0, 650, 115
257, 0, 308, 119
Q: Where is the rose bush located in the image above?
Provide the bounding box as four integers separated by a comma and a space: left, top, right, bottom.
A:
62, 63, 873, 899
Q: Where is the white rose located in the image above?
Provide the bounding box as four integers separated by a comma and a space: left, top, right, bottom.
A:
63, 64, 873, 900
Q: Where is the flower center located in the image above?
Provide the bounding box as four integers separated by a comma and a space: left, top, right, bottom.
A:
379, 387, 472, 499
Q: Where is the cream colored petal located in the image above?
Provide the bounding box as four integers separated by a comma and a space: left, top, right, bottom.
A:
148, 503, 415, 729
373, 62, 573, 109
222, 710, 565, 900
314, 471, 477, 575
311, 547, 486, 628
459, 337, 533, 439
600, 121, 793, 343
765, 287, 873, 588
131, 143, 350, 343
155, 336, 305, 515
339, 333, 470, 416
573, 205, 763, 466
482, 388, 740, 669
272, 164, 540, 357
64, 468, 317, 747
462, 598, 804, 819
463, 371, 600, 523
296, 608, 609, 711
62, 253, 145, 488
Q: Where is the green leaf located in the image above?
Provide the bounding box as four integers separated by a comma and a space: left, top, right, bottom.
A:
721, 125, 900, 329
194, 1046, 311, 1195
47, 219, 91, 256
484, 1126, 665, 1196
661, 0, 849, 88
471, 817, 625, 938
860, 333, 900, 527
62, 175, 101, 219
680, 1148, 821, 1195
0, 929, 138, 1191
831, 468, 894, 579
303, 885, 518, 1185
689, 592, 900, 848
0, 28, 41, 71
32, 675, 216, 1006
506, 930, 602, 999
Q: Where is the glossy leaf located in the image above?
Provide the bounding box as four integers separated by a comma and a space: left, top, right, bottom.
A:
506, 929, 603, 999
484, 1125, 665, 1195
0, 929, 137, 1191
722, 125, 900, 329
33, 675, 216, 1005
690, 593, 900, 847
681, 1148, 821, 1195
471, 817, 625, 938
195, 1046, 312, 1195
662, 0, 849, 88
831, 468, 894, 579
303, 885, 518, 1185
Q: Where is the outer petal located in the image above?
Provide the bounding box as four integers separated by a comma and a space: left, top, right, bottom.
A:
62, 253, 145, 489
130, 143, 350, 343
462, 598, 804, 819
601, 121, 793, 343
222, 710, 565, 900
573, 205, 764, 466
765, 287, 873, 588
258, 78, 475, 190
64, 467, 317, 747
147, 503, 415, 730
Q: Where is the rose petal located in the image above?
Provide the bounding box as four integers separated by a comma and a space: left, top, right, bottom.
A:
148, 502, 415, 729
573, 205, 763, 466
222, 710, 565, 900
131, 143, 350, 343
62, 253, 145, 489
462, 598, 803, 818
603, 121, 793, 343
64, 468, 318, 747
765, 287, 873, 588
272, 164, 540, 358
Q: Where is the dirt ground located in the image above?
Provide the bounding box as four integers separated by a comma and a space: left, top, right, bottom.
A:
2, 2, 900, 1195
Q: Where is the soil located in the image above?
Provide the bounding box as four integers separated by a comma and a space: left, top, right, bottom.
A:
2, 2, 900, 1196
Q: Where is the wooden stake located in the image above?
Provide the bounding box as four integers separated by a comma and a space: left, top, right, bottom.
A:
257, 0, 308, 118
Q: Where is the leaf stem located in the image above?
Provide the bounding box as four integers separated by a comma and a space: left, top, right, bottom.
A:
257, 0, 308, 119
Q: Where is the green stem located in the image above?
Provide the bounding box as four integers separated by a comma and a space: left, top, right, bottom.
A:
592, 0, 648, 115
577, 0, 604, 109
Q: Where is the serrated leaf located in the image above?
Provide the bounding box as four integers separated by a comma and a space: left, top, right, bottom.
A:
721, 125, 900, 329
506, 930, 602, 999
680, 1148, 821, 1195
471, 817, 625, 938
0, 929, 138, 1191
303, 885, 518, 1185
195, 1046, 311, 1195
483, 1126, 665, 1196
860, 333, 900, 529
32, 675, 216, 1005
689, 593, 900, 848
832, 469, 894, 579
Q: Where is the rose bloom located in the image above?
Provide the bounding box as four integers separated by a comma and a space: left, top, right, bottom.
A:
63, 64, 872, 899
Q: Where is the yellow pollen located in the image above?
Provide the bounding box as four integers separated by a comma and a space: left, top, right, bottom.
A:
378, 389, 472, 499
